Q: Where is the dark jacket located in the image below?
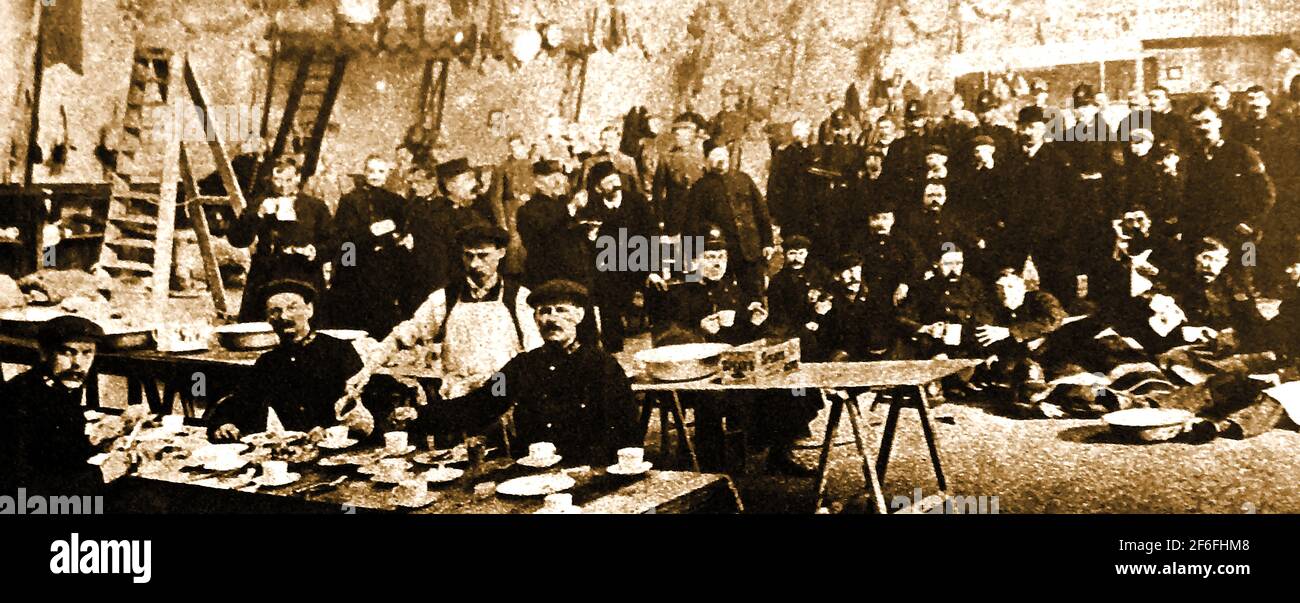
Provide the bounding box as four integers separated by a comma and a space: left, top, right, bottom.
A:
417, 343, 640, 467
517, 195, 593, 288
653, 146, 705, 235
228, 193, 333, 322
766, 262, 828, 330
766, 143, 817, 240
1181, 139, 1276, 243
402, 196, 492, 313
804, 285, 907, 361
687, 170, 774, 263
324, 184, 410, 334
205, 333, 363, 437
0, 369, 102, 493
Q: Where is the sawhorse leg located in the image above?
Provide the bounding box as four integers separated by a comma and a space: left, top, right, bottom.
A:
844, 395, 888, 514
875, 384, 947, 493
669, 391, 700, 473
813, 390, 887, 514
812, 389, 842, 512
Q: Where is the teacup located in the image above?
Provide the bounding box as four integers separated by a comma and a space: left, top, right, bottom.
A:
262, 460, 289, 483
385, 431, 409, 454
395, 478, 428, 503
617, 447, 645, 470
543, 493, 573, 511
717, 310, 737, 327
942, 323, 963, 346
528, 442, 556, 461
1180, 326, 1202, 343
325, 425, 350, 444
275, 197, 298, 221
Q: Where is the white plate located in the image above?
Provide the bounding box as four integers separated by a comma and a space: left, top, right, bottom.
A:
516, 454, 562, 469
423, 467, 464, 483
1101, 407, 1195, 428
606, 461, 653, 476
316, 438, 359, 450
252, 472, 301, 488
495, 473, 576, 497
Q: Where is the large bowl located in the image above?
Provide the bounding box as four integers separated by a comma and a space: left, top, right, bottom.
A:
634, 343, 732, 382
1102, 407, 1195, 442
214, 322, 279, 350
100, 327, 157, 351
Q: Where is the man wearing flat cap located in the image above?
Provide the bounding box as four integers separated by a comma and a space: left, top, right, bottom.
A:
208, 279, 374, 442
579, 125, 640, 196
397, 279, 639, 467
1, 316, 145, 494
967, 90, 1016, 167
953, 134, 1014, 279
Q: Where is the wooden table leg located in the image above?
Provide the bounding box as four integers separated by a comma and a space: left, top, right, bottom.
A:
844, 396, 888, 514
638, 393, 654, 441
812, 390, 843, 512
658, 399, 670, 466
670, 391, 700, 473
875, 387, 904, 483
914, 383, 947, 492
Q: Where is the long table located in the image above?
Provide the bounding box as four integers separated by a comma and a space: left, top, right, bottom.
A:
627, 359, 982, 514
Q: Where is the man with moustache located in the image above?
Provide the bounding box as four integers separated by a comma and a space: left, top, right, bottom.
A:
580, 126, 640, 194
899, 246, 992, 361
228, 156, 333, 322
953, 135, 1013, 277
517, 160, 590, 288
323, 154, 412, 335
766, 235, 828, 331
882, 100, 933, 204
1143, 86, 1191, 152
898, 180, 983, 270
850, 197, 923, 308
969, 269, 1065, 405
1006, 105, 1076, 302
208, 280, 374, 442
0, 316, 149, 493
584, 160, 655, 352
802, 252, 908, 362
397, 280, 639, 467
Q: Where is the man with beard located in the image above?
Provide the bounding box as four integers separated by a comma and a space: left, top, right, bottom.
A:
809, 111, 865, 254
968, 90, 1017, 163
396, 280, 639, 467
953, 135, 1012, 278
766, 235, 827, 331
1143, 86, 1191, 152
1006, 105, 1076, 302
898, 180, 983, 269
585, 160, 655, 352
580, 125, 640, 194
850, 197, 922, 308
899, 247, 992, 361
687, 145, 775, 298
517, 159, 591, 288
228, 156, 333, 322
323, 155, 412, 335
767, 119, 817, 243
968, 269, 1065, 406
0, 316, 147, 494
1181, 103, 1276, 288
653, 119, 706, 236
209, 280, 373, 442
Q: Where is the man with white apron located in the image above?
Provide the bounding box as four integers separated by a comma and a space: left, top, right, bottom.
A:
349, 224, 541, 404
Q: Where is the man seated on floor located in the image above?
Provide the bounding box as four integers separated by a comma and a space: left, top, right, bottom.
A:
1, 316, 149, 494
394, 280, 639, 466
967, 269, 1066, 410
899, 246, 991, 361
208, 279, 374, 442
802, 252, 908, 362
1155, 237, 1266, 369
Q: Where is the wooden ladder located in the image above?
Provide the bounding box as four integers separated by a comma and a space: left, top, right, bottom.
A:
97, 44, 248, 313
254, 45, 347, 195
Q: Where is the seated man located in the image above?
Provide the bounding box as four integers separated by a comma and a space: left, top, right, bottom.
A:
654, 227, 768, 345
969, 269, 1066, 406
802, 252, 907, 362
400, 280, 639, 466
899, 246, 991, 360
208, 279, 374, 441
766, 235, 828, 332
1, 316, 147, 494
850, 198, 923, 307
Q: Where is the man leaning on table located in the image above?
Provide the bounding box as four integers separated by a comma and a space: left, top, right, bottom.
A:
391, 280, 640, 467
207, 279, 375, 442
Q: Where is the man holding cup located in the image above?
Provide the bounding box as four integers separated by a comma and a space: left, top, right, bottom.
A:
394, 280, 639, 466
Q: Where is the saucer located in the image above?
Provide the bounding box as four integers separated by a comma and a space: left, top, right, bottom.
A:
379, 445, 417, 457
533, 505, 582, 515
422, 466, 464, 484
200, 458, 249, 472
391, 491, 438, 509
496, 473, 576, 497
606, 461, 653, 476
516, 454, 562, 469
317, 438, 359, 450
252, 472, 301, 488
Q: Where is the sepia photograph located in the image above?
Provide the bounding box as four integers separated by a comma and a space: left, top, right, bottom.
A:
0, 0, 1295, 587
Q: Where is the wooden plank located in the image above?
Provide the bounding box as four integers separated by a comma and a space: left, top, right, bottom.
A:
150, 83, 183, 302
257, 53, 313, 195
181, 55, 247, 217
430, 59, 450, 144
179, 146, 229, 316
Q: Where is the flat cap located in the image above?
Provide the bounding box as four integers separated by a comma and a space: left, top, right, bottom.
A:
436, 157, 474, 180
588, 160, 618, 184
37, 314, 103, 348
527, 279, 590, 307
1017, 105, 1047, 125
533, 159, 564, 176
970, 135, 996, 147
783, 234, 812, 250
260, 278, 319, 303
925, 144, 950, 156
455, 223, 510, 249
